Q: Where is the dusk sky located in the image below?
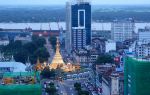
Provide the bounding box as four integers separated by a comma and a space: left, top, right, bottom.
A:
0, 0, 150, 5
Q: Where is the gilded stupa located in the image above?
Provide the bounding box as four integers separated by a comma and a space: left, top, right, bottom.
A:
35, 38, 79, 72
49, 38, 66, 69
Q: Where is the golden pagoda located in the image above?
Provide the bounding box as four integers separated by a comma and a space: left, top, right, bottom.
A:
35, 58, 43, 71
49, 38, 66, 69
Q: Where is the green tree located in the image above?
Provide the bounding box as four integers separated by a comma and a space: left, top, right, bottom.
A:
34, 47, 50, 63
49, 82, 54, 86
49, 36, 57, 50
14, 49, 28, 64
95, 54, 114, 65
2, 40, 23, 55
23, 42, 37, 55
46, 84, 57, 95
74, 82, 81, 91
32, 35, 46, 47
78, 90, 89, 95
41, 67, 56, 79
29, 55, 37, 65
55, 65, 64, 78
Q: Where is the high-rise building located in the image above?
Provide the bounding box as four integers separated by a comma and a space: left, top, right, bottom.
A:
111, 18, 135, 42
65, 0, 91, 53
65, 2, 72, 53
138, 26, 150, 42
124, 57, 150, 95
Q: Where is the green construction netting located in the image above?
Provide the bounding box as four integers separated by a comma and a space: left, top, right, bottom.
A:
3, 72, 34, 78
0, 84, 42, 95
124, 57, 150, 95
2, 72, 41, 81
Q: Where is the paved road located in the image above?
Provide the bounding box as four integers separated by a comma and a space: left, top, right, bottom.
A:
57, 79, 88, 95
45, 37, 54, 63
57, 80, 76, 95
102, 81, 110, 95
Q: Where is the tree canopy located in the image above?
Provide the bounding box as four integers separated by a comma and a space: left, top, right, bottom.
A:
49, 36, 57, 50
95, 54, 114, 65
34, 47, 50, 63
41, 67, 56, 79
1, 35, 49, 64
45, 82, 57, 95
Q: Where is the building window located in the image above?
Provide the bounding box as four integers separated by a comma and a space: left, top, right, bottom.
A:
78, 10, 85, 27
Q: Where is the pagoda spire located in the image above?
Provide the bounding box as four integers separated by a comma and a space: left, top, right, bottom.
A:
50, 37, 65, 69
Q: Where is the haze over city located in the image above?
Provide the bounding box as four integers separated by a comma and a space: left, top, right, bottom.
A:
0, 0, 150, 95
0, 0, 150, 5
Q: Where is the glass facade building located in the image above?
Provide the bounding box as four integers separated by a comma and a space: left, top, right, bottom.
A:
66, 0, 91, 53
71, 1, 91, 49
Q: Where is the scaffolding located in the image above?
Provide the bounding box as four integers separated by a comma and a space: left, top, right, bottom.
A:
0, 84, 41, 95
124, 57, 150, 95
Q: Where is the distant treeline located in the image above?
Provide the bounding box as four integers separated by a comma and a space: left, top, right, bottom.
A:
0, 6, 150, 22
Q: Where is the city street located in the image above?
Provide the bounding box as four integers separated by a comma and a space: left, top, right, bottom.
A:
45, 37, 54, 63
41, 79, 87, 95
57, 79, 89, 95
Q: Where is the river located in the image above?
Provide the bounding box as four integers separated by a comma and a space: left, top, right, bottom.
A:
0, 22, 150, 33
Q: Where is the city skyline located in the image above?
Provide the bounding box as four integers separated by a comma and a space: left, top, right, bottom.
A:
0, 0, 150, 5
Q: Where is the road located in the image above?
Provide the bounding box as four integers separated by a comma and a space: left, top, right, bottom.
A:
102, 81, 110, 95
42, 38, 93, 95
57, 78, 89, 95
45, 37, 54, 63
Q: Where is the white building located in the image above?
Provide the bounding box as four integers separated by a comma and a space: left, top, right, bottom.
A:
105, 40, 116, 53
14, 36, 32, 44
138, 26, 150, 42
111, 18, 135, 42
0, 62, 27, 72
73, 49, 90, 66
135, 42, 150, 58
0, 40, 9, 46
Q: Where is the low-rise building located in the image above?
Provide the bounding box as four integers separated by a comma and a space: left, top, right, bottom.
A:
92, 38, 116, 53
138, 26, 150, 42
73, 49, 91, 66
135, 42, 150, 59
0, 62, 27, 72
105, 40, 116, 53
0, 40, 9, 46
90, 49, 100, 64
95, 64, 124, 95
14, 36, 32, 44
92, 30, 111, 40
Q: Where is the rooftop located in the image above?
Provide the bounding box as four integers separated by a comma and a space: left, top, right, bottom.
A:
0, 62, 27, 72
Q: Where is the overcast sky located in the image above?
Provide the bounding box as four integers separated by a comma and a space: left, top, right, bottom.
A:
0, 0, 150, 5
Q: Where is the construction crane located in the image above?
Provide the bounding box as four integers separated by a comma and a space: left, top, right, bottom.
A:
57, 20, 60, 31
49, 22, 51, 30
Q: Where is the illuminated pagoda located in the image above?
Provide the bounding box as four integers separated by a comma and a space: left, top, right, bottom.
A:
49, 38, 66, 69
35, 38, 79, 72
49, 38, 78, 72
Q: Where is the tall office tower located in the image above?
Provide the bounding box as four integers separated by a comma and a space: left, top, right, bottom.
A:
65, 0, 91, 53
66, 2, 72, 54
124, 57, 150, 95
111, 18, 135, 42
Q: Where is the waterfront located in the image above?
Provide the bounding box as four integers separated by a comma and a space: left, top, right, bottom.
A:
0, 22, 150, 33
